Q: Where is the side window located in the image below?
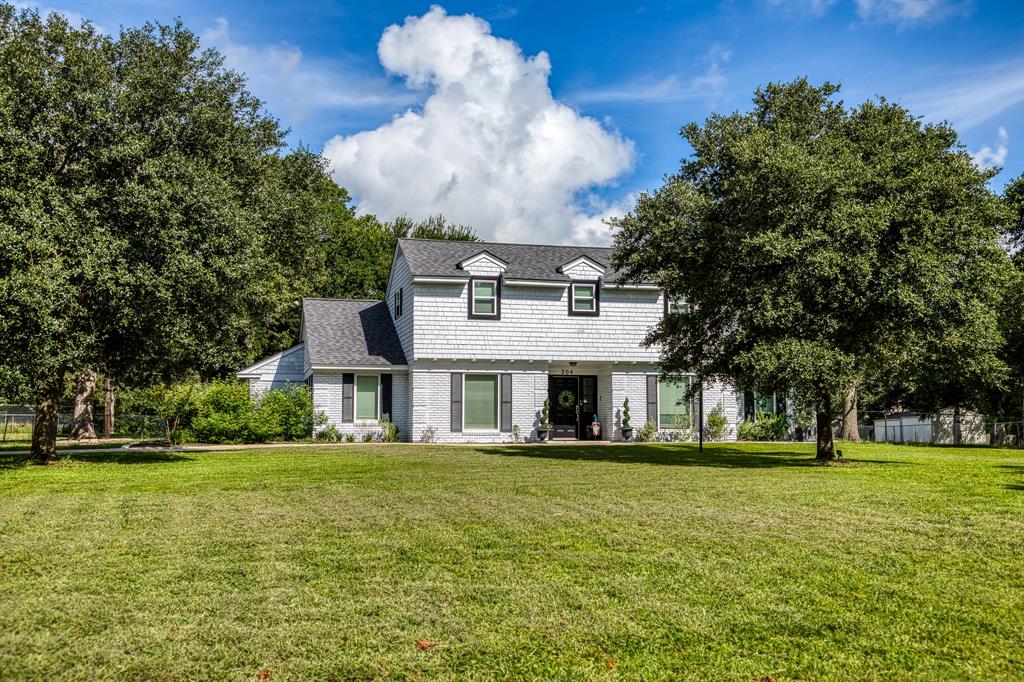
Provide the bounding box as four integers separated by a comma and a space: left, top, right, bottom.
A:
664, 294, 688, 316
394, 287, 403, 319
468, 278, 500, 319
754, 392, 775, 417
569, 281, 600, 316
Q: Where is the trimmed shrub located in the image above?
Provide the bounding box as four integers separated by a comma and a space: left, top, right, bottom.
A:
705, 403, 727, 441
187, 379, 253, 444
253, 384, 316, 441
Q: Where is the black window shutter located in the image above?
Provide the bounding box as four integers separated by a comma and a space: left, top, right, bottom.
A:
342, 373, 354, 423
500, 374, 512, 432
451, 373, 463, 433
646, 375, 658, 427
744, 390, 755, 421
381, 374, 393, 421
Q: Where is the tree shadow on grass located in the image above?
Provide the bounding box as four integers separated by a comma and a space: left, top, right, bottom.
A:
0, 450, 194, 472
996, 465, 1024, 491
478, 443, 907, 469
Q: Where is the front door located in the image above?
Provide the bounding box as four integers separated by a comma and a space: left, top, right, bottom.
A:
550, 376, 579, 439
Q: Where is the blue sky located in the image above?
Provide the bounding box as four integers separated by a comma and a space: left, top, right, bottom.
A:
23, 0, 1024, 242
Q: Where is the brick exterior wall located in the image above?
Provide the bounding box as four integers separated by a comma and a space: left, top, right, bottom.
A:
312, 370, 410, 441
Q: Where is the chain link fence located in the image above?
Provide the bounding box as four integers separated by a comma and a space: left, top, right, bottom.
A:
0, 407, 166, 444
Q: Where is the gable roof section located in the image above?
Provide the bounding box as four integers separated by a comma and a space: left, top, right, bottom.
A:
397, 238, 647, 284
237, 344, 304, 378
302, 298, 407, 368
557, 255, 606, 275
457, 250, 509, 270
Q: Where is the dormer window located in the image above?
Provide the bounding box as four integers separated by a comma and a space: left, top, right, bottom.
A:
469, 277, 500, 319
569, 281, 600, 316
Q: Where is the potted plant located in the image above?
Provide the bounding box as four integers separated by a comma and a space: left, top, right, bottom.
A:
620, 397, 633, 440
536, 398, 551, 441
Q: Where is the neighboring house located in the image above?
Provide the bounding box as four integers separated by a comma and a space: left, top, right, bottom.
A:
872, 409, 988, 445
237, 238, 745, 442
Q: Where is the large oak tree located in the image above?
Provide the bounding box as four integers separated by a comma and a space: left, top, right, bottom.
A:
0, 8, 323, 461
611, 79, 1012, 459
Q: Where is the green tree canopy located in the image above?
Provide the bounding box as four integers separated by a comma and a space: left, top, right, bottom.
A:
611, 78, 1013, 458
0, 7, 316, 460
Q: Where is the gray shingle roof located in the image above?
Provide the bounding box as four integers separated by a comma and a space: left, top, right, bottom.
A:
302, 298, 407, 367
397, 238, 639, 282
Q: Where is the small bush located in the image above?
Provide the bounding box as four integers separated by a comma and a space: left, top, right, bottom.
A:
343, 433, 355, 443
379, 419, 400, 443
621, 398, 631, 430
362, 432, 375, 443
705, 403, 727, 441
635, 420, 658, 442
738, 412, 787, 441
419, 426, 437, 443
511, 424, 522, 443
316, 424, 342, 442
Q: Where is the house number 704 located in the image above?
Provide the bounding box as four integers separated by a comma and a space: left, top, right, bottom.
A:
560, 369, 574, 375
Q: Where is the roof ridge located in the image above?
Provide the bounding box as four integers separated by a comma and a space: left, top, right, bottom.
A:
397, 236, 613, 250
302, 297, 385, 303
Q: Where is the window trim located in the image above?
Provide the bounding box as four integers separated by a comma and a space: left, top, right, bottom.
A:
568, 280, 600, 316
462, 372, 500, 432
752, 392, 776, 417
354, 373, 380, 423
663, 293, 689, 317
394, 287, 403, 319
657, 375, 693, 430
468, 277, 501, 320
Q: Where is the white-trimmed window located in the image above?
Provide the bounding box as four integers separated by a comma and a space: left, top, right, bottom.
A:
570, 281, 599, 316
754, 392, 775, 417
469, 278, 499, 318
658, 376, 692, 430
666, 295, 688, 315
355, 374, 379, 421
463, 374, 498, 430
394, 287, 403, 319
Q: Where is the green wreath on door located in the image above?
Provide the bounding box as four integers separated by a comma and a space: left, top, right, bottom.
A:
557, 389, 575, 409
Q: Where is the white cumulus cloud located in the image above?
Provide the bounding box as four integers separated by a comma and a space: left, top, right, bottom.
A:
970, 127, 1008, 170
322, 6, 637, 244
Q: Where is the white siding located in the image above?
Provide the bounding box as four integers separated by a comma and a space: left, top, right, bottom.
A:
387, 250, 414, 362
241, 345, 307, 395
412, 283, 662, 363
562, 260, 604, 280
409, 363, 548, 443
462, 259, 506, 277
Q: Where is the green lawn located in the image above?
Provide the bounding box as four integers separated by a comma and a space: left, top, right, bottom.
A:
1, 442, 1022, 680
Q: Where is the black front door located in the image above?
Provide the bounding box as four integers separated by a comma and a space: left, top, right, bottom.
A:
550, 376, 579, 439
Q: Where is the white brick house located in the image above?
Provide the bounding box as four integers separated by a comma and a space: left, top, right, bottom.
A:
238, 238, 759, 442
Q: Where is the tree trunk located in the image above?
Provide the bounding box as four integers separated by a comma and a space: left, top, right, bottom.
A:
31, 378, 63, 464
816, 392, 835, 461
102, 371, 115, 439
841, 382, 860, 442
70, 370, 97, 440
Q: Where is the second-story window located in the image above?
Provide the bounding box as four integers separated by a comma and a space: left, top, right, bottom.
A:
469, 278, 500, 319
665, 294, 688, 316
394, 287, 403, 319
569, 281, 599, 316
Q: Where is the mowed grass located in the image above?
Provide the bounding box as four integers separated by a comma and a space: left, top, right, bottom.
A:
1, 442, 1022, 680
